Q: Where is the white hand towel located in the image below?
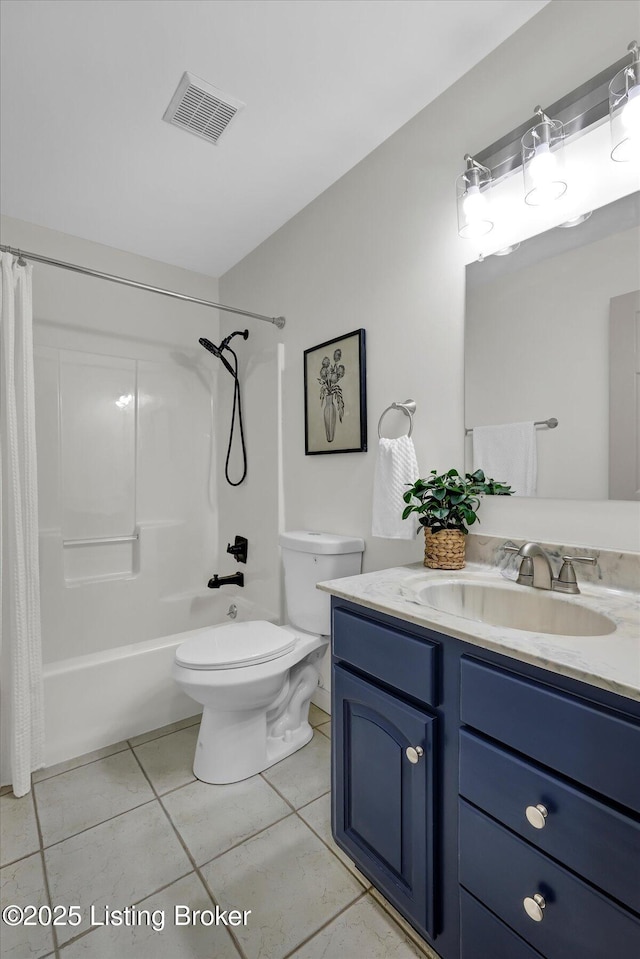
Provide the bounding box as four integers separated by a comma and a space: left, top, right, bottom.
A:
473, 421, 537, 497
372, 435, 419, 539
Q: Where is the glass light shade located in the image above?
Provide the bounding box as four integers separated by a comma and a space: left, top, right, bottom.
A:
522, 117, 567, 205
609, 56, 640, 162
456, 163, 493, 239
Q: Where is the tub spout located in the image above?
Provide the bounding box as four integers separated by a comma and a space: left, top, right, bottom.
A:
208, 572, 244, 589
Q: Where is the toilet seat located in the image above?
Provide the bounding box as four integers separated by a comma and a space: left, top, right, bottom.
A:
175, 621, 296, 670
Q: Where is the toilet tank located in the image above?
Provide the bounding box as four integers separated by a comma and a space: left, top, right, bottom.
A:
279, 531, 365, 635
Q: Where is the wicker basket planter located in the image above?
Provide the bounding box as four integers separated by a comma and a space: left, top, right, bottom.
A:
423, 528, 466, 570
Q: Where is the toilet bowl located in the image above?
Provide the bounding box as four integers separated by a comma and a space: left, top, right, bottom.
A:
172, 621, 328, 783
173, 530, 364, 784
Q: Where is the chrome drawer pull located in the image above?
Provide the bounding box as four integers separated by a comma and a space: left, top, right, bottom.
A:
406, 746, 424, 764
523, 893, 546, 922
525, 803, 548, 829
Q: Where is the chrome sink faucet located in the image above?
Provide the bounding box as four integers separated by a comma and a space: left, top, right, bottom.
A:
504, 542, 596, 594
505, 542, 553, 590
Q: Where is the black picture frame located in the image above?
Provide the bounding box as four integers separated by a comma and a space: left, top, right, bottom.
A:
304, 329, 367, 455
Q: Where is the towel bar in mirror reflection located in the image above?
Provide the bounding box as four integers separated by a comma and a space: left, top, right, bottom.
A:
465, 418, 558, 435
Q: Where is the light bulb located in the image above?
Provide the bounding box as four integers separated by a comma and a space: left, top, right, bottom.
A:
621, 83, 640, 136
462, 185, 487, 221
528, 142, 557, 184
525, 139, 567, 205
457, 158, 493, 239
461, 185, 492, 238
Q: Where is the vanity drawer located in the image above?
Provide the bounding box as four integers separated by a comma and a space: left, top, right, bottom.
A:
459, 800, 640, 959
460, 657, 640, 813
333, 608, 437, 706
460, 889, 544, 959
459, 730, 640, 912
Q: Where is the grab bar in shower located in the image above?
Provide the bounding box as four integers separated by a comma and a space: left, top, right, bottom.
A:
62, 534, 139, 547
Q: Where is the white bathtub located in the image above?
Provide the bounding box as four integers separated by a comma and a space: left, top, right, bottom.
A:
41, 598, 275, 768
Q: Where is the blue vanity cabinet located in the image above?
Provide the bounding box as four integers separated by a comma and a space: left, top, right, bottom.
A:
330, 596, 640, 959
331, 604, 441, 942
459, 657, 640, 959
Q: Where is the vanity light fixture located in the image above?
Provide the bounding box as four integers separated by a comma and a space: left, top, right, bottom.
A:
463, 43, 637, 238
456, 155, 493, 239
609, 41, 640, 162
522, 107, 567, 205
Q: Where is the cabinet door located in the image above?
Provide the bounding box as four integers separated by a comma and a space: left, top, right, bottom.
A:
333, 665, 437, 937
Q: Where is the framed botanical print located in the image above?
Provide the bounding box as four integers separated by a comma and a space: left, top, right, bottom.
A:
303, 329, 367, 454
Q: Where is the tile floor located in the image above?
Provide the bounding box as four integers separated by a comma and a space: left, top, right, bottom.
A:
1, 705, 440, 959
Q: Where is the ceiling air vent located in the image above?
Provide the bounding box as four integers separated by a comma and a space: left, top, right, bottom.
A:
163, 72, 245, 145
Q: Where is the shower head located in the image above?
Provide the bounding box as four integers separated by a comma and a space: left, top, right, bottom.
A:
199, 336, 221, 357
199, 337, 236, 376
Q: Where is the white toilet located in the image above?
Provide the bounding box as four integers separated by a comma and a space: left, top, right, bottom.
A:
172, 530, 364, 784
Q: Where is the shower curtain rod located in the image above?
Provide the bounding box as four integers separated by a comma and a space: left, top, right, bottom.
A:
0, 244, 286, 329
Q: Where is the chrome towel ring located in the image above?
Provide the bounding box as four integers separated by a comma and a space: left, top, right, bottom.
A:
378, 400, 416, 439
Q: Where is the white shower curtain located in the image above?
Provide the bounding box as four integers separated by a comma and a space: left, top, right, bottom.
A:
0, 252, 44, 796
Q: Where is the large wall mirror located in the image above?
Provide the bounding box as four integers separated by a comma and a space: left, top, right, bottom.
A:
465, 191, 640, 501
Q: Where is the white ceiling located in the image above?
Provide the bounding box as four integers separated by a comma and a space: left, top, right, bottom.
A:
0, 0, 548, 277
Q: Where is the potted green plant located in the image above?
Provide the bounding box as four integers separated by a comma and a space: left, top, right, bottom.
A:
402, 468, 512, 569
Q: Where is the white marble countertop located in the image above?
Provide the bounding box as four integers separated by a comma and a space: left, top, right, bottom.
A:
318, 563, 640, 702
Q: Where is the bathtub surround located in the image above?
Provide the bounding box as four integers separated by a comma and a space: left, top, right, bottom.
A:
219, 0, 640, 585
0, 215, 290, 778
0, 253, 44, 796
0, 217, 279, 778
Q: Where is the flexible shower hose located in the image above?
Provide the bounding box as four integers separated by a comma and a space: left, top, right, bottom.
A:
224, 347, 247, 486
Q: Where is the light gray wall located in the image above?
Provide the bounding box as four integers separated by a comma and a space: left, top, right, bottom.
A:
219, 0, 640, 582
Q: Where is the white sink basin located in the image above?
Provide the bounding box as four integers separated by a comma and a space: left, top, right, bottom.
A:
412, 580, 616, 636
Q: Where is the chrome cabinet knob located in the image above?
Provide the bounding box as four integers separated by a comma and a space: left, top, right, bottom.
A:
406, 746, 424, 764
523, 893, 546, 922
525, 803, 548, 829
